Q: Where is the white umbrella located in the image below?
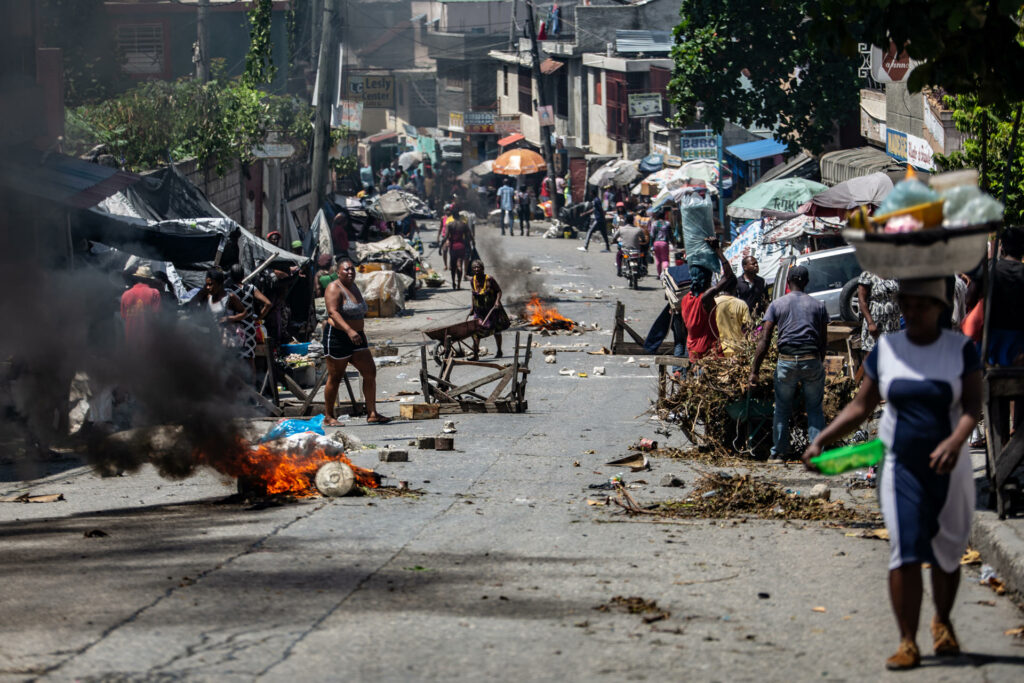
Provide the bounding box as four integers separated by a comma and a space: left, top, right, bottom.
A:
398, 151, 424, 170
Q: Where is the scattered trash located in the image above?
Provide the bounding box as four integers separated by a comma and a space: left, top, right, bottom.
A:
545, 355, 557, 364
586, 498, 608, 506
807, 484, 831, 501
416, 436, 436, 449
587, 347, 612, 355
315, 462, 356, 497
845, 528, 889, 540
660, 475, 685, 488
595, 596, 670, 624
633, 438, 658, 451
960, 548, 981, 565
592, 366, 606, 376
572, 460, 581, 467
379, 448, 409, 463
701, 489, 720, 499
434, 436, 454, 451
514, 497, 536, 507
980, 564, 1007, 595
0, 492, 65, 504
442, 421, 457, 434
625, 356, 636, 364
605, 453, 650, 472
757, 592, 770, 600
559, 368, 574, 376
583, 449, 596, 454
1006, 626, 1024, 638
83, 529, 109, 538
812, 606, 827, 613
977, 600, 996, 607
578, 372, 588, 378
638, 363, 650, 368
395, 372, 408, 379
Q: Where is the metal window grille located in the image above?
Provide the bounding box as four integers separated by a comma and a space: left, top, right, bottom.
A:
116, 24, 164, 75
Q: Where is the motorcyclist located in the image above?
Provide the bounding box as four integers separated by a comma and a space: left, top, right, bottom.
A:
611, 214, 649, 278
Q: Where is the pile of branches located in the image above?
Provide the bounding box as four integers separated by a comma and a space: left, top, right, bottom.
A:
655, 472, 879, 524
657, 341, 857, 458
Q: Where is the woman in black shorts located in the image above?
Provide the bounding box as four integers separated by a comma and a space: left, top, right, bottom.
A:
322, 259, 390, 425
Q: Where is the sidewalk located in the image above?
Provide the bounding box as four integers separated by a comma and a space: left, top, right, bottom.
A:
970, 450, 1024, 597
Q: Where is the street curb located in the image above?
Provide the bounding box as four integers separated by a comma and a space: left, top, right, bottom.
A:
970, 511, 1024, 595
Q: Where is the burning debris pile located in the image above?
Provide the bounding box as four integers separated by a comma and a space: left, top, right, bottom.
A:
654, 472, 879, 524
657, 343, 857, 459
522, 296, 575, 331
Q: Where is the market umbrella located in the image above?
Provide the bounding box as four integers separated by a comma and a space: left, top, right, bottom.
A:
806, 172, 893, 211
726, 178, 827, 220
398, 151, 424, 170
638, 154, 664, 173
493, 148, 546, 175
588, 158, 640, 187
457, 159, 494, 183
761, 215, 845, 244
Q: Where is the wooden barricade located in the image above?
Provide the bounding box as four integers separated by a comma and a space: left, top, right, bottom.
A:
419, 332, 532, 414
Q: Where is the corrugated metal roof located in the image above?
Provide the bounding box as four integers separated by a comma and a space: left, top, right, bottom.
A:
819, 146, 904, 186
726, 138, 788, 162
614, 30, 673, 54
751, 152, 818, 187
0, 151, 140, 210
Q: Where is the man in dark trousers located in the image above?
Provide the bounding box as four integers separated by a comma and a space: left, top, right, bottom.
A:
736, 255, 768, 317
748, 265, 829, 463
578, 190, 610, 252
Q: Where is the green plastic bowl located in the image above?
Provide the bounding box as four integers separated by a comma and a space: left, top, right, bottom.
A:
811, 439, 884, 475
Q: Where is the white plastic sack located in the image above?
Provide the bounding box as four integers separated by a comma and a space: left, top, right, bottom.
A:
355, 269, 415, 309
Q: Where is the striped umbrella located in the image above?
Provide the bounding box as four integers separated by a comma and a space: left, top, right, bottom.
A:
492, 149, 547, 176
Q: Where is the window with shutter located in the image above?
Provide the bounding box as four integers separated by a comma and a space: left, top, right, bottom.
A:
518, 66, 532, 115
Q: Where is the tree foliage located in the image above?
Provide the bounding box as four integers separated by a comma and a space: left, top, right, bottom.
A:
668, 0, 860, 154
244, 0, 278, 88
37, 0, 128, 106
65, 64, 315, 174
810, 1, 1024, 107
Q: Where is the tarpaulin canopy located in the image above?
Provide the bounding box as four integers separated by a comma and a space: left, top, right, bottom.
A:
458, 159, 494, 183
638, 154, 664, 173
0, 149, 141, 210
726, 178, 827, 219
805, 172, 893, 211
588, 158, 639, 187
761, 215, 845, 244
368, 189, 433, 221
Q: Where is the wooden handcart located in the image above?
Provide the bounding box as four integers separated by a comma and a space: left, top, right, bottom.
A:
423, 319, 484, 365
419, 331, 533, 413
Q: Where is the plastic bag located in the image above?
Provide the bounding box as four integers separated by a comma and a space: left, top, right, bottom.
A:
877, 177, 938, 215
259, 414, 326, 443
678, 191, 718, 273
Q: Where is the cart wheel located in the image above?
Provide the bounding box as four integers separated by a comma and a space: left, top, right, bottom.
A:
432, 342, 446, 366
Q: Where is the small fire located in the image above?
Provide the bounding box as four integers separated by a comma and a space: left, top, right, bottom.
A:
525, 296, 575, 330
201, 440, 379, 497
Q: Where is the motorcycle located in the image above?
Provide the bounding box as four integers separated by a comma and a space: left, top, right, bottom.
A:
620, 247, 647, 289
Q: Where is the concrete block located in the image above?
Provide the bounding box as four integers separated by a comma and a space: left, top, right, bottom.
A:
378, 448, 409, 462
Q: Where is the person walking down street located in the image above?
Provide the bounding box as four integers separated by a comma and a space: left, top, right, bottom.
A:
748, 266, 828, 464
802, 278, 980, 671
578, 192, 610, 252
714, 279, 752, 357
736, 256, 768, 317
322, 259, 390, 426
443, 208, 473, 290
468, 260, 511, 360
650, 209, 673, 276
858, 271, 901, 354
516, 186, 531, 236
497, 179, 516, 236
678, 238, 736, 361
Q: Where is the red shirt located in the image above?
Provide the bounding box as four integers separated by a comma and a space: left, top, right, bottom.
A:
120, 282, 161, 346
679, 292, 721, 359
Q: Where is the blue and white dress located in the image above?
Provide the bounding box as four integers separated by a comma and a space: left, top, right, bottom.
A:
865, 329, 980, 573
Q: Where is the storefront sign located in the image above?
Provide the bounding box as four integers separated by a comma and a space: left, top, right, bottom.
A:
628, 93, 663, 118
652, 142, 671, 157
494, 114, 521, 135
537, 105, 555, 126
343, 75, 395, 109
333, 100, 363, 130
679, 131, 718, 160
448, 111, 464, 132
924, 103, 945, 152
886, 128, 935, 171
464, 111, 495, 134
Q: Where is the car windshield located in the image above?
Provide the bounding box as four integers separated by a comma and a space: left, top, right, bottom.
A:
803, 252, 861, 293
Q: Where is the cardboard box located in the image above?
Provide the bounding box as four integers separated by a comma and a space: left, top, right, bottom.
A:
365, 297, 397, 318
823, 356, 846, 376
400, 403, 440, 420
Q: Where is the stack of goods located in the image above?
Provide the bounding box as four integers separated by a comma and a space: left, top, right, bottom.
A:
678, 189, 718, 273
846, 168, 1000, 278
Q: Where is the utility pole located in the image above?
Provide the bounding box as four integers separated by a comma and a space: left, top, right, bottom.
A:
311, 0, 339, 217
194, 0, 210, 81
508, 0, 517, 52
525, 2, 560, 216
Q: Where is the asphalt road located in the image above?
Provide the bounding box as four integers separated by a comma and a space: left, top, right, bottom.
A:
2, 219, 1023, 682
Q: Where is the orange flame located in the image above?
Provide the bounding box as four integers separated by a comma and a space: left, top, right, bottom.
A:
525, 296, 575, 330
201, 440, 379, 497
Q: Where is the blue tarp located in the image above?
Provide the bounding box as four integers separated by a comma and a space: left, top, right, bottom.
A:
725, 138, 787, 162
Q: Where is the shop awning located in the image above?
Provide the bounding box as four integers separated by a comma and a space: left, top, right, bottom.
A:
498, 133, 525, 147
726, 138, 788, 162
540, 58, 564, 75
750, 152, 818, 188
819, 146, 905, 186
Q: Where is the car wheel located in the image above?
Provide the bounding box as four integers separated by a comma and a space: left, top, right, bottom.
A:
839, 278, 861, 323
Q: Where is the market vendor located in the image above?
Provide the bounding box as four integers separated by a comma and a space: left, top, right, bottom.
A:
468, 260, 510, 360
748, 265, 828, 464
736, 256, 768, 317
802, 278, 980, 670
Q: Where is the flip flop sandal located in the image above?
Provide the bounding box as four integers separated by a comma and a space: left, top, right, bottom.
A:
366, 415, 392, 424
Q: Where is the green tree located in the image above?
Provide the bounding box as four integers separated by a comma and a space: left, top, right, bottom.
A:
244, 0, 278, 88
669, 0, 860, 154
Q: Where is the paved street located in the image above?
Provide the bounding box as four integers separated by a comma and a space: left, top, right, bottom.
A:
2, 220, 1023, 682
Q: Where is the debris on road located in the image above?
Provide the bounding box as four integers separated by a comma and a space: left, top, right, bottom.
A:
315, 462, 356, 496
587, 346, 612, 355
980, 564, 1007, 595
961, 548, 982, 565
379, 448, 409, 463
631, 438, 658, 451
545, 355, 556, 364
605, 453, 650, 472
660, 475, 685, 488
442, 421, 457, 433
595, 596, 670, 624
416, 437, 436, 449
592, 366, 606, 375
812, 606, 827, 613
357, 485, 423, 499
845, 528, 889, 540
0, 492, 65, 503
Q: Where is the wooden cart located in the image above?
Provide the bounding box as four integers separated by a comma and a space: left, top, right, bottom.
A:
423, 319, 484, 365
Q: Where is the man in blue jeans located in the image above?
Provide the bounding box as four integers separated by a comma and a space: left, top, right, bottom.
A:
496, 179, 516, 236
748, 266, 829, 463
